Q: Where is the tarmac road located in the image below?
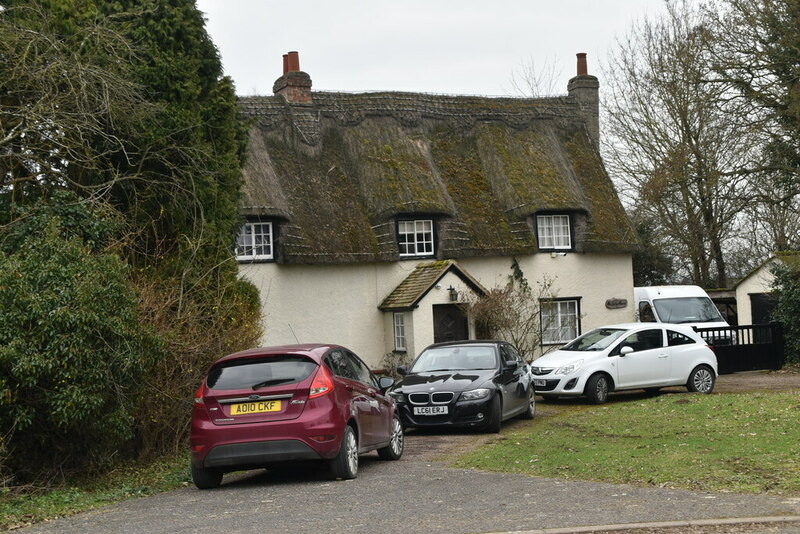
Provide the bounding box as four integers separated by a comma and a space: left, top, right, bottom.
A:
19, 372, 800, 534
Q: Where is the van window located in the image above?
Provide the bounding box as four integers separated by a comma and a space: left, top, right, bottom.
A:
639, 302, 657, 322
653, 297, 723, 324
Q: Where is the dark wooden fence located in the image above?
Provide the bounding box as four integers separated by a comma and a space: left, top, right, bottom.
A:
694, 322, 785, 375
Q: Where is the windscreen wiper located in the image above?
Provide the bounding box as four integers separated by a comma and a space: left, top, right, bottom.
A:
252, 378, 295, 390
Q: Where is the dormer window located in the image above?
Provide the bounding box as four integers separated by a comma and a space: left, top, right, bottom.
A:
236, 221, 274, 261
397, 219, 434, 258
536, 214, 572, 250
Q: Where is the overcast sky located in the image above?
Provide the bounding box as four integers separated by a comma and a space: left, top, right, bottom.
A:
196, 1, 668, 97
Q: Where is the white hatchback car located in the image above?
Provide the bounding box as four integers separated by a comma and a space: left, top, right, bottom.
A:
532, 323, 717, 404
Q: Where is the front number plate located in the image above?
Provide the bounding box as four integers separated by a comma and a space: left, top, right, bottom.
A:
413, 406, 448, 416
230, 400, 282, 415
533, 379, 547, 387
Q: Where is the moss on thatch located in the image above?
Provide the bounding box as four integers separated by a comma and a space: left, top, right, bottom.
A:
238, 91, 636, 263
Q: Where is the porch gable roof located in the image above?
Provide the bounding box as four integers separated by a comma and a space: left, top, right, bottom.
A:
378, 260, 487, 311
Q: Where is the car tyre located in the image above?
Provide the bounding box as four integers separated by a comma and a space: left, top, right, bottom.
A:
687, 365, 715, 394
330, 425, 358, 480
191, 464, 222, 490
483, 394, 503, 433
519, 387, 536, 420
377, 415, 404, 461
586, 373, 610, 404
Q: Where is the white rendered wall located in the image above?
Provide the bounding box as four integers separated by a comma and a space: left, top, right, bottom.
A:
239, 252, 634, 368
735, 260, 777, 326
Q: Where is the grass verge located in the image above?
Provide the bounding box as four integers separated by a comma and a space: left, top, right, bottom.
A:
452, 391, 800, 494
0, 455, 189, 530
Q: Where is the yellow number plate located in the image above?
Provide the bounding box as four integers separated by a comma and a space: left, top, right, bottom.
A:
230, 400, 282, 415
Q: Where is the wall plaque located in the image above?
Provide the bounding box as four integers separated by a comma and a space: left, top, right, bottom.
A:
605, 298, 628, 310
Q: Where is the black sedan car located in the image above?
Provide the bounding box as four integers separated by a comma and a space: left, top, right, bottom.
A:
388, 341, 535, 433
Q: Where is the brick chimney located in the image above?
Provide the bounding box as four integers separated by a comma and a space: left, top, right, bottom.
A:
273, 51, 313, 105
567, 53, 600, 149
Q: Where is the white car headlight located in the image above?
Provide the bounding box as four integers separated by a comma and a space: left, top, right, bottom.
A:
460, 388, 491, 401
555, 360, 583, 375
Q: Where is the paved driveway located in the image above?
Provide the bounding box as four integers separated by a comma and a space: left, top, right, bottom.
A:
20, 372, 800, 534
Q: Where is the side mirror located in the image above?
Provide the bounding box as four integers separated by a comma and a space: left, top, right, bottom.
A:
620, 346, 634, 357
397, 365, 408, 376
504, 360, 519, 370
378, 376, 394, 391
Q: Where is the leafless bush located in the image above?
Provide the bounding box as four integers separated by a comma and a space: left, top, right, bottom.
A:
132, 271, 262, 457
463, 260, 558, 361
380, 352, 414, 379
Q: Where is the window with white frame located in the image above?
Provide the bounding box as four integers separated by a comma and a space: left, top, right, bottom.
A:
236, 221, 273, 261
541, 299, 579, 345
393, 313, 407, 351
397, 219, 434, 257
536, 214, 571, 250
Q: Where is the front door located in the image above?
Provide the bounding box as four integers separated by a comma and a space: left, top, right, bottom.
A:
433, 304, 468, 344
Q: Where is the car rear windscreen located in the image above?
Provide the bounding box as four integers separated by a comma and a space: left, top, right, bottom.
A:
207, 356, 317, 390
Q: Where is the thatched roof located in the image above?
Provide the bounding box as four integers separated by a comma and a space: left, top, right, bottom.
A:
238, 91, 636, 264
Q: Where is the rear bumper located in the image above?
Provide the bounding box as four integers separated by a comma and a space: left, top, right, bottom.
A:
190, 401, 346, 469
198, 439, 322, 469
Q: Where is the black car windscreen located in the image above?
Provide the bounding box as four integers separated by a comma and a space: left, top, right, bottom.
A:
207, 356, 317, 390
411, 346, 498, 372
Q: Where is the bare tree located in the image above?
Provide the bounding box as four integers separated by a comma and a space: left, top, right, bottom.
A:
0, 3, 152, 206
604, 0, 757, 287
703, 0, 800, 263
464, 260, 559, 361
705, 0, 800, 187
507, 55, 564, 97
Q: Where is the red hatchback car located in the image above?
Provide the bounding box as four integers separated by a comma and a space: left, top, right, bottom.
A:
190, 344, 404, 489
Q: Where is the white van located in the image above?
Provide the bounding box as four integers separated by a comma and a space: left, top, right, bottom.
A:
634, 285, 730, 330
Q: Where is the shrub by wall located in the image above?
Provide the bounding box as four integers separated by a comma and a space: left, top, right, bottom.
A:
771, 263, 800, 364
0, 212, 157, 480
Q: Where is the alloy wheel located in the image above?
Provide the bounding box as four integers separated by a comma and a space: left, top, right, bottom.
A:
345, 429, 358, 475
389, 418, 403, 456
693, 368, 713, 393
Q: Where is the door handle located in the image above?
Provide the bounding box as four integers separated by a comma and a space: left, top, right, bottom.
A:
368, 389, 377, 397
658, 354, 668, 359
345, 384, 354, 391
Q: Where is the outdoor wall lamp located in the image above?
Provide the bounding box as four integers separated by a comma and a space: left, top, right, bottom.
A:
448, 286, 458, 302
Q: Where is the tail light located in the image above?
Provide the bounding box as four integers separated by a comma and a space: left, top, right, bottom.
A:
309, 365, 334, 398
193, 384, 205, 406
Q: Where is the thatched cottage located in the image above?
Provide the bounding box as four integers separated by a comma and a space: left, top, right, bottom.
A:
236, 51, 637, 367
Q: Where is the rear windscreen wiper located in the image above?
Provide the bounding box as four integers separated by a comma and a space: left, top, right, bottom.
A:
251, 378, 295, 390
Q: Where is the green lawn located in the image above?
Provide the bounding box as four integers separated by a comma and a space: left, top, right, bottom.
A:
0, 455, 190, 530
452, 391, 800, 495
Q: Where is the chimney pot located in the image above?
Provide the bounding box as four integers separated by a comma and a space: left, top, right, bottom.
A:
287, 51, 300, 72
576, 52, 588, 76
273, 50, 312, 105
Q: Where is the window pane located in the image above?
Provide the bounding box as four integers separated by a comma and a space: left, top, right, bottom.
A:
541, 300, 579, 344
236, 222, 273, 260
537, 215, 570, 249
398, 219, 434, 257
394, 313, 406, 351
